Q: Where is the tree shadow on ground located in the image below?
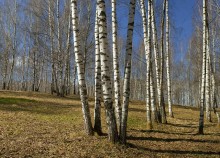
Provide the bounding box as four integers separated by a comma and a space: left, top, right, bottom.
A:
146, 129, 219, 136
0, 97, 81, 115
129, 107, 146, 112
127, 143, 220, 156
129, 129, 196, 136
127, 135, 220, 144
165, 123, 198, 128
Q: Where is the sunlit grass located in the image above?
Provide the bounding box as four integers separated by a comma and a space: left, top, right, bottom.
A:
0, 90, 220, 157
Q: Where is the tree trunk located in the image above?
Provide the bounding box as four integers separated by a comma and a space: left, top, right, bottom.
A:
63, 7, 71, 97
205, 28, 211, 122
165, 0, 173, 118
199, 0, 207, 135
94, 10, 102, 135
7, 0, 17, 90
150, 61, 157, 123
120, 0, 136, 144
71, 0, 94, 136
140, 0, 152, 129
111, 0, 122, 135
48, 0, 55, 95
97, 0, 118, 143
73, 65, 77, 95
150, 0, 160, 123
159, 0, 166, 123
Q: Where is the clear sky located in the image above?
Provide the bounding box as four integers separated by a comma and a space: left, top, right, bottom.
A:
116, 0, 196, 62
170, 0, 196, 61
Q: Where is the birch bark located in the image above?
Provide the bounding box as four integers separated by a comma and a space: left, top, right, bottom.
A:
199, 0, 207, 134
111, 0, 121, 134
159, 0, 166, 123
71, 0, 94, 136
150, 0, 160, 123
140, 0, 152, 129
165, 0, 173, 118
94, 10, 102, 135
121, 0, 136, 144
97, 0, 118, 143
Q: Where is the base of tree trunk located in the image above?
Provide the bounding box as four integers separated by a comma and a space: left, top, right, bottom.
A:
160, 108, 167, 124
105, 106, 119, 143
161, 118, 167, 124
151, 111, 159, 123
169, 112, 174, 118
94, 129, 103, 136
2, 82, 6, 90
198, 126, 204, 135
146, 122, 153, 130
206, 113, 212, 122
94, 123, 102, 136
216, 113, 220, 128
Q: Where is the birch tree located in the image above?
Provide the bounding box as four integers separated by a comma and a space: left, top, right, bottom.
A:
121, 0, 136, 144
63, 8, 71, 96
165, 0, 173, 118
94, 10, 102, 135
150, 61, 156, 122
140, 0, 152, 129
48, 0, 56, 95
97, 0, 118, 143
159, 0, 167, 123
71, 0, 94, 136
205, 27, 211, 122
7, 0, 17, 90
111, 0, 122, 135
150, 0, 160, 123
199, 0, 207, 135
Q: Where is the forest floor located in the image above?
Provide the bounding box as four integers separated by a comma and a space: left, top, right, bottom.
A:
0, 91, 220, 158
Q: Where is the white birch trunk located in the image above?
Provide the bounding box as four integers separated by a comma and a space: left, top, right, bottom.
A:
205, 28, 211, 122
199, 0, 207, 134
97, 0, 118, 143
150, 0, 160, 122
159, 0, 166, 123
111, 0, 121, 135
140, 0, 152, 129
71, 0, 94, 136
48, 0, 55, 94
94, 9, 102, 135
150, 62, 156, 122
63, 10, 71, 96
121, 0, 136, 144
165, 0, 173, 118
211, 29, 217, 111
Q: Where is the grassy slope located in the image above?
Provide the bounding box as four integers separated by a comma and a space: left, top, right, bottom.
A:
0, 91, 220, 158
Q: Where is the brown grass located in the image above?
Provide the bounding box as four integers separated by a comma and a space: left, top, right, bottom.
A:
0, 90, 220, 158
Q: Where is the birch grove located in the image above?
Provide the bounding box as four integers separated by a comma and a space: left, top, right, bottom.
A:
0, 0, 220, 145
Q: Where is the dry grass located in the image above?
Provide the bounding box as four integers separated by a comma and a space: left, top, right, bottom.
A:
0, 90, 220, 158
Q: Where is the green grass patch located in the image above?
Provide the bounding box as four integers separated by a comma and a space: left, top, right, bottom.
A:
0, 97, 36, 104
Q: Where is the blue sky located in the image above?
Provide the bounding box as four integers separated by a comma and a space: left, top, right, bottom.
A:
116, 0, 196, 61
171, 0, 195, 41
171, 0, 196, 61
